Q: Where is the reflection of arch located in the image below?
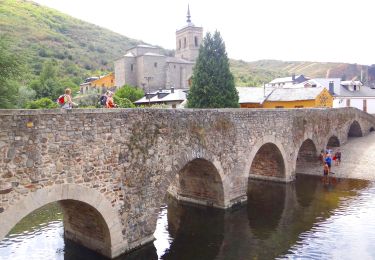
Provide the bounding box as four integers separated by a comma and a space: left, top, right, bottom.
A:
172, 158, 225, 208
164, 197, 224, 259
295, 139, 319, 174
295, 174, 318, 208
249, 143, 286, 179
0, 185, 123, 258
327, 135, 340, 148
247, 180, 286, 239
348, 120, 363, 137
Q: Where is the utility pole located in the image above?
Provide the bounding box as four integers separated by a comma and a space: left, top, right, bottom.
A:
144, 76, 153, 106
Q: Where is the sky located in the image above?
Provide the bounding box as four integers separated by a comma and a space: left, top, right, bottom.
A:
33, 0, 375, 65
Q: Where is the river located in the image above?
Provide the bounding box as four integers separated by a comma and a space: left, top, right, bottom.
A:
0, 174, 374, 260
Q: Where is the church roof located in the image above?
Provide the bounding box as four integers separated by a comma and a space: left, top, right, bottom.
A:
143, 52, 165, 57
124, 52, 135, 57
136, 44, 158, 48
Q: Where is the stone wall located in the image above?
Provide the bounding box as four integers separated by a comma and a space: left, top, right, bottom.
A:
0, 107, 374, 258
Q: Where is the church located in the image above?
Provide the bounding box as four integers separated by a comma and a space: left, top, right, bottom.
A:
114, 7, 203, 92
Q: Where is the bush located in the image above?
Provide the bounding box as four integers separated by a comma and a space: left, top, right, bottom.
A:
114, 96, 135, 108
26, 98, 58, 109
115, 85, 144, 102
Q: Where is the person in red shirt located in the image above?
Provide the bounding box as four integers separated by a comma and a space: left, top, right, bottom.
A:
106, 91, 117, 108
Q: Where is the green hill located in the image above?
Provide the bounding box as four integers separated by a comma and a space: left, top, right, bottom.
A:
0, 0, 151, 84
1, 0, 373, 89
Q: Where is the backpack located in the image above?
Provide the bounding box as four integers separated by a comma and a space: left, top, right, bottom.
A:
99, 95, 107, 106
57, 95, 66, 106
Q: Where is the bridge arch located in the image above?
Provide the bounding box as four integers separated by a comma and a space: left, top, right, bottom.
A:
295, 138, 319, 175
370, 127, 375, 132
168, 155, 226, 208
0, 184, 124, 258
348, 120, 363, 137
247, 136, 288, 181
326, 135, 340, 148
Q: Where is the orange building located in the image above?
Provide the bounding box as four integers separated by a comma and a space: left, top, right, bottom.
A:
238, 87, 333, 108
80, 73, 115, 94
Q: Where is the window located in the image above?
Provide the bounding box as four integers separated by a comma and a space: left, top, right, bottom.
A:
131, 64, 134, 71
179, 40, 181, 50
184, 37, 187, 48
194, 36, 198, 47
174, 65, 176, 69
275, 106, 284, 108
154, 62, 157, 68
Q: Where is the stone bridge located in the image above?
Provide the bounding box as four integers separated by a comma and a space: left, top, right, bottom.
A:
0, 108, 374, 258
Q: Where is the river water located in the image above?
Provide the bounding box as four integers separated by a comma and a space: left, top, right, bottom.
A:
1, 174, 374, 260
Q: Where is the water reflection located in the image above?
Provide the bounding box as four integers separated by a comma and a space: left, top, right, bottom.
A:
247, 180, 286, 240
0, 175, 372, 260
162, 197, 224, 260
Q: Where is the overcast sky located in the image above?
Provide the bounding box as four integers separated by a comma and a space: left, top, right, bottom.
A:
34, 0, 375, 65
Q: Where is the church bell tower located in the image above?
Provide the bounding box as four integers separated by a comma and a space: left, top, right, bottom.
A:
175, 5, 203, 62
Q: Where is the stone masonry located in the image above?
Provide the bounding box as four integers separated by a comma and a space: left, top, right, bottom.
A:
0, 108, 374, 258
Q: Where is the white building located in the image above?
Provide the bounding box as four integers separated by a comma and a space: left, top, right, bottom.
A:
308, 78, 375, 113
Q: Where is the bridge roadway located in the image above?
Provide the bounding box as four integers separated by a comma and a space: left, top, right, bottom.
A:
0, 108, 374, 258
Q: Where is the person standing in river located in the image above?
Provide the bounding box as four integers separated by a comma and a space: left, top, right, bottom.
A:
323, 162, 330, 184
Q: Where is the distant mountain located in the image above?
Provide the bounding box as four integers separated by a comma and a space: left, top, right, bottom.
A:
231, 59, 374, 87
1, 0, 373, 87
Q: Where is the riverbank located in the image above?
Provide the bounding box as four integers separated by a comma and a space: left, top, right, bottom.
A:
299, 132, 375, 181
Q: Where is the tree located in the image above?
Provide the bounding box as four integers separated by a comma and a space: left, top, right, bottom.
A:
188, 31, 239, 108
115, 84, 144, 102
0, 37, 23, 108
30, 60, 65, 100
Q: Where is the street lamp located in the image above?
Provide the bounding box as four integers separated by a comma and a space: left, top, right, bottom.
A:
144, 76, 153, 106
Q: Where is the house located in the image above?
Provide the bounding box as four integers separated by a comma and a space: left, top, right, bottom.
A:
263, 87, 332, 108
268, 74, 309, 88
80, 73, 115, 94
134, 88, 187, 108
309, 78, 375, 113
237, 86, 333, 108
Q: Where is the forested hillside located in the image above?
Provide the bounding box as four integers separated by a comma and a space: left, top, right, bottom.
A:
1, 0, 374, 109
0, 0, 148, 84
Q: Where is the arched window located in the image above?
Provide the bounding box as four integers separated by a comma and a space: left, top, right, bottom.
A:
195, 36, 198, 47
184, 37, 187, 48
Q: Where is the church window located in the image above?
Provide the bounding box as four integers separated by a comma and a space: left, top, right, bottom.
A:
179, 40, 181, 50
154, 62, 158, 68
195, 36, 198, 47
174, 65, 176, 69
184, 37, 187, 48
131, 64, 134, 71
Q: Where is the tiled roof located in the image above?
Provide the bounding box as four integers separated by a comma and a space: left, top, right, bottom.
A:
236, 87, 272, 104
311, 78, 375, 97
267, 87, 325, 101
134, 89, 188, 104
